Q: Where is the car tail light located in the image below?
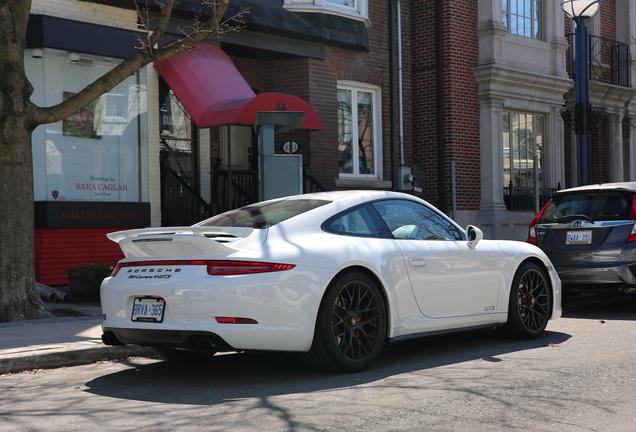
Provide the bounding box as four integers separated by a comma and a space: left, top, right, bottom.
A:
206, 261, 295, 275
627, 194, 636, 242
110, 260, 207, 276
527, 199, 552, 245
110, 260, 295, 277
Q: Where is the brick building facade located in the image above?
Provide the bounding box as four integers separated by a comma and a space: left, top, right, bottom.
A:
415, 0, 636, 241
25, 0, 636, 285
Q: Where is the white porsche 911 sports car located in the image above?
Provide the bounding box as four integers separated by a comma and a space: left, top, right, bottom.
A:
101, 190, 561, 372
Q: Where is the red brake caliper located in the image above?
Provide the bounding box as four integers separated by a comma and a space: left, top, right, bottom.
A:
355, 313, 363, 337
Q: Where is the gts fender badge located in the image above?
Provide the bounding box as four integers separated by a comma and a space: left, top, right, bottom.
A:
484, 305, 496, 311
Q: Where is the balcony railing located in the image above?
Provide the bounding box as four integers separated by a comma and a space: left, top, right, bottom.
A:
503, 182, 561, 212
565, 34, 630, 87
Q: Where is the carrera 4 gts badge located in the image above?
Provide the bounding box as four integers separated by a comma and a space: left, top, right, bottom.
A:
128, 274, 173, 279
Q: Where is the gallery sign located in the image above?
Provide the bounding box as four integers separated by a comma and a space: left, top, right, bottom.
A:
35, 201, 150, 228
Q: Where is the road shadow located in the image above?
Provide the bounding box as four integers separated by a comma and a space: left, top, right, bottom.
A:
84, 327, 570, 405
562, 293, 636, 321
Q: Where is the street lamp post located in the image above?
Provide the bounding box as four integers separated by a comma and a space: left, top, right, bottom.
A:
562, 0, 602, 186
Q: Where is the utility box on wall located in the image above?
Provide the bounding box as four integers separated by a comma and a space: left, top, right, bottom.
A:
397, 166, 413, 191
260, 154, 303, 200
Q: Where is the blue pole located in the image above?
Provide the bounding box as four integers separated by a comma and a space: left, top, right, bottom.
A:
574, 17, 592, 186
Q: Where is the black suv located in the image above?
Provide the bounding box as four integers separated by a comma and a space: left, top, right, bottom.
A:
528, 182, 636, 295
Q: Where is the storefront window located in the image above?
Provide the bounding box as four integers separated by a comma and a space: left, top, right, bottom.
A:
28, 48, 147, 202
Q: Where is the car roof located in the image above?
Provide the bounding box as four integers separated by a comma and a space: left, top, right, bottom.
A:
555, 182, 636, 195
267, 190, 418, 204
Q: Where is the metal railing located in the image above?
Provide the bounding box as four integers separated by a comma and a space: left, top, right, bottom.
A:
565, 33, 629, 87
303, 165, 328, 194
161, 165, 213, 226
212, 161, 329, 214
212, 163, 258, 215
503, 182, 561, 212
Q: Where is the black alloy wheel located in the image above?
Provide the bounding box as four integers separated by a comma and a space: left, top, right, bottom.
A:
499, 262, 552, 339
301, 271, 387, 372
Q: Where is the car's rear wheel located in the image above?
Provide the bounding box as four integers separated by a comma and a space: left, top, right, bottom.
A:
153, 347, 217, 362
499, 262, 552, 339
301, 271, 387, 373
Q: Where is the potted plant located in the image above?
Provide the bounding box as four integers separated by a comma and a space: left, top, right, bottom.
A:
66, 262, 114, 302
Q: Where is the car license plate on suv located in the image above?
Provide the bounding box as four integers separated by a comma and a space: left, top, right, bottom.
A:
132, 297, 165, 322
566, 230, 592, 245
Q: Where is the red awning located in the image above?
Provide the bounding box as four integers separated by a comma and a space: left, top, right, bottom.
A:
154, 43, 322, 131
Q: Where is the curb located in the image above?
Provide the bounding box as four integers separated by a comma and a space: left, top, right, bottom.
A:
0, 344, 156, 374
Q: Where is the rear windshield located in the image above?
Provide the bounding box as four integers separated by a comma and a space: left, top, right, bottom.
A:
541, 191, 632, 223
196, 199, 331, 229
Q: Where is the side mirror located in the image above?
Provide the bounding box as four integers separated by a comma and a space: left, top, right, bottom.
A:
466, 225, 483, 249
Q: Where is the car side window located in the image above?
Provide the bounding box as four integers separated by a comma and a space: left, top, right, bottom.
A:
372, 199, 463, 240
323, 204, 392, 238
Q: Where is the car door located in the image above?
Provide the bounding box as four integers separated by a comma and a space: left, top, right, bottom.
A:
372, 199, 501, 318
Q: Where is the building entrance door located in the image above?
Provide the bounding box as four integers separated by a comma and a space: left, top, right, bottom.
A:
159, 80, 210, 226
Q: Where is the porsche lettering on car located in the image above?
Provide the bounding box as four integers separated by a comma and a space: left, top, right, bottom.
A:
101, 191, 561, 372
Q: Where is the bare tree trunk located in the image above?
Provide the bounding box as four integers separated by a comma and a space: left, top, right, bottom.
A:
0, 0, 53, 321
0, 114, 53, 321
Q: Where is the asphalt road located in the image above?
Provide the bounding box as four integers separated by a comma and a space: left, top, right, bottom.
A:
1, 295, 635, 432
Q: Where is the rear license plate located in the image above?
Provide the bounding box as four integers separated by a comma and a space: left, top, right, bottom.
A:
132, 297, 165, 322
566, 230, 592, 245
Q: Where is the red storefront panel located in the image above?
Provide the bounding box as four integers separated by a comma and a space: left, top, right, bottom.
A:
35, 227, 129, 286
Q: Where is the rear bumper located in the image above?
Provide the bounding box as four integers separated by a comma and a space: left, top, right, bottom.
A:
102, 328, 234, 351
557, 263, 636, 293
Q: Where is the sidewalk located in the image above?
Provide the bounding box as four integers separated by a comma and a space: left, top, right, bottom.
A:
0, 298, 155, 374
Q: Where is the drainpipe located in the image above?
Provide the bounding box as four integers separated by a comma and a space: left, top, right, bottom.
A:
436, 0, 446, 212
393, 0, 411, 192
397, 0, 405, 168
390, 0, 396, 190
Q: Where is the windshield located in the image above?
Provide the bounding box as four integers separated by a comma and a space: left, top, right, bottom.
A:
540, 191, 632, 223
196, 199, 331, 229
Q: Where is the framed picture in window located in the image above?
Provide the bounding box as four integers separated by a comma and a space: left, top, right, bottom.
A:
62, 92, 102, 139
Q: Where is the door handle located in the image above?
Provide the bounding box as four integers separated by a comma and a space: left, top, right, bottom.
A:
408, 257, 427, 269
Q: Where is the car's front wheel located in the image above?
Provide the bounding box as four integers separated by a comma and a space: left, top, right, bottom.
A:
499, 262, 552, 339
301, 271, 387, 373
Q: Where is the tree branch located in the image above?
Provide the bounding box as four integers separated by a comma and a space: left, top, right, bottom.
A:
33, 0, 243, 126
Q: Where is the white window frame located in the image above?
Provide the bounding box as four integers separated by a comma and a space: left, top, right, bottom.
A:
326, 0, 357, 12
502, 0, 544, 40
283, 0, 369, 25
337, 81, 382, 180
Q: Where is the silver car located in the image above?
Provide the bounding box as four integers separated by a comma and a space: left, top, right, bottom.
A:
528, 182, 636, 295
